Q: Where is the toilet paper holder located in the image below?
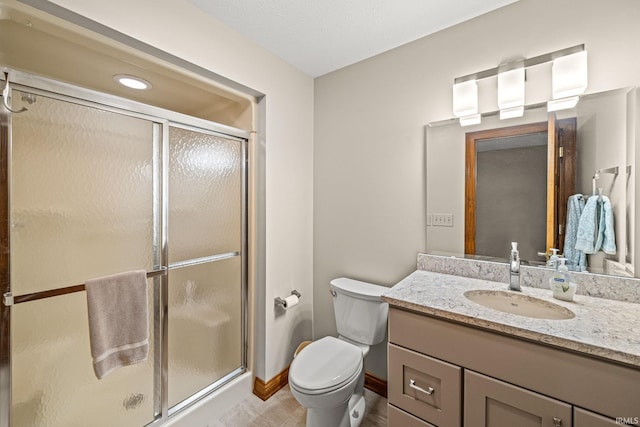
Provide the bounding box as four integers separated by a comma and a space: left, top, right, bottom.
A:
275, 290, 301, 308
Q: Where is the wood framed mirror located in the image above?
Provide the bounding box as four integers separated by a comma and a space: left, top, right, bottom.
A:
464, 114, 577, 261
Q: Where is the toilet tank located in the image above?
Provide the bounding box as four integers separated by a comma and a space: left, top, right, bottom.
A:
330, 278, 389, 346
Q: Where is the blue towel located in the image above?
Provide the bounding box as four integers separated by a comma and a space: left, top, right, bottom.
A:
563, 194, 587, 270
575, 195, 599, 254
575, 195, 617, 256
595, 195, 616, 254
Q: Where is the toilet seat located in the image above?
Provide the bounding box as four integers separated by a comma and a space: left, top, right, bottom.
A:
289, 336, 363, 395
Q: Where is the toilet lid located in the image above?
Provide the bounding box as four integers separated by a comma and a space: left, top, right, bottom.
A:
289, 336, 363, 394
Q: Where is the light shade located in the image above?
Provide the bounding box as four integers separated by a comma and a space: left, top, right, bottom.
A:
459, 114, 481, 127
552, 51, 587, 99
547, 96, 580, 112
499, 106, 524, 120
452, 80, 478, 117
498, 67, 525, 110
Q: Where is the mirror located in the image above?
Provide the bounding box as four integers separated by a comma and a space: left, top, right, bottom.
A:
426, 87, 638, 278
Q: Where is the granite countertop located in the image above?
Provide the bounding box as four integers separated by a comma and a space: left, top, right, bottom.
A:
382, 270, 640, 368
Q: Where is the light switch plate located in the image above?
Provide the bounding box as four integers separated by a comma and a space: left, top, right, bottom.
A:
433, 213, 453, 227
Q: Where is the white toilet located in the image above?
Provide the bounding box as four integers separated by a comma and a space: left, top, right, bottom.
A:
288, 277, 389, 427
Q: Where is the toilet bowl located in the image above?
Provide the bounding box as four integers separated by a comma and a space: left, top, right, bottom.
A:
289, 337, 365, 427
288, 278, 389, 427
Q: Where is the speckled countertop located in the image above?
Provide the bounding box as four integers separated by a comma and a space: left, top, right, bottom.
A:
382, 270, 640, 368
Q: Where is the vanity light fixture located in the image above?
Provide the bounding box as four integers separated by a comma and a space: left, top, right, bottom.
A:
498, 67, 525, 119
499, 106, 525, 120
548, 50, 587, 112
551, 51, 588, 99
547, 96, 580, 112
459, 113, 481, 127
451, 44, 587, 123
113, 74, 152, 90
452, 80, 478, 116
453, 80, 479, 126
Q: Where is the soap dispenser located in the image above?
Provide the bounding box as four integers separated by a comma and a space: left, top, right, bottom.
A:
547, 248, 560, 269
549, 258, 577, 302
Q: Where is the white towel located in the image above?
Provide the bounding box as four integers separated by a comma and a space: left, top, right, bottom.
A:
86, 270, 149, 379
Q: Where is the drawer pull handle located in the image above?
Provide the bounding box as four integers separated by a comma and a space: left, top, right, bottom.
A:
409, 379, 434, 395
553, 418, 562, 427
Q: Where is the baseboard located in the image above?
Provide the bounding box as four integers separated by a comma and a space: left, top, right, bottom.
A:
254, 366, 388, 401
364, 371, 388, 398
253, 366, 289, 401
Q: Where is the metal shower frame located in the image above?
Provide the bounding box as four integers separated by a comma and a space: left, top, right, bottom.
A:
0, 68, 250, 426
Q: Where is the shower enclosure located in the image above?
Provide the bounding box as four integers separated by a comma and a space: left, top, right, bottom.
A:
0, 69, 248, 426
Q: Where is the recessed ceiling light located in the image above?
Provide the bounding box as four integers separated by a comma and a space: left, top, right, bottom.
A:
113, 74, 152, 90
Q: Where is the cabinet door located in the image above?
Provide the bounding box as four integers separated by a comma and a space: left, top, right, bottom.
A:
464, 371, 571, 427
574, 408, 626, 427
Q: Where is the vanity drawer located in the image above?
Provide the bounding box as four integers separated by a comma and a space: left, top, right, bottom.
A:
388, 404, 436, 427
574, 407, 621, 426
389, 343, 462, 426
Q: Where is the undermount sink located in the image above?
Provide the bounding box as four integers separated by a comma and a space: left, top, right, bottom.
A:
464, 290, 575, 320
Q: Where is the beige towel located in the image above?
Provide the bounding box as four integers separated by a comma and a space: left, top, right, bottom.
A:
86, 270, 149, 379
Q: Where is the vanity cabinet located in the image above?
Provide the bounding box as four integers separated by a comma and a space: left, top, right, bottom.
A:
464, 370, 571, 426
387, 307, 640, 427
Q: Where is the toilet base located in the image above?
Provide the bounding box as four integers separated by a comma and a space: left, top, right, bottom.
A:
348, 392, 365, 427
305, 399, 351, 427
303, 369, 366, 427
304, 393, 365, 427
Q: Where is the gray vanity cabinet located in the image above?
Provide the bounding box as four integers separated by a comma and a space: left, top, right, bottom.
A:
573, 408, 622, 427
387, 307, 639, 427
464, 370, 571, 426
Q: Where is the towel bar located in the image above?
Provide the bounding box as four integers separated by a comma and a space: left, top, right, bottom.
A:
592, 166, 620, 196
2, 267, 167, 307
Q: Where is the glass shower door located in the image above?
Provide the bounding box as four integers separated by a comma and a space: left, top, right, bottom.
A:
167, 125, 245, 410
2, 74, 248, 426
9, 91, 159, 426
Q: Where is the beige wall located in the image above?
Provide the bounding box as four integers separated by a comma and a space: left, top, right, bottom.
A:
44, 0, 315, 383
314, 0, 640, 378
577, 89, 629, 272
40, 0, 640, 385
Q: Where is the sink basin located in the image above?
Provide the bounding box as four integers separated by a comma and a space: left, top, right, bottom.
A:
464, 290, 575, 320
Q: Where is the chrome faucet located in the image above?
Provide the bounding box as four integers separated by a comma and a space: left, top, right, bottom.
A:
509, 242, 521, 291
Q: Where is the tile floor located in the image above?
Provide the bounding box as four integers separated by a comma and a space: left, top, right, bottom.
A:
212, 385, 388, 426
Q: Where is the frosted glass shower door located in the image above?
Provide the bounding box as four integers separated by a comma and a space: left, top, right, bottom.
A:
9, 92, 158, 427
167, 125, 245, 409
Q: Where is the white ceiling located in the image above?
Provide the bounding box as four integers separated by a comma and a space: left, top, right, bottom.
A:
188, 0, 520, 77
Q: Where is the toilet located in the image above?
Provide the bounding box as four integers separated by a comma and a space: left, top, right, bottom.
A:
288, 277, 389, 427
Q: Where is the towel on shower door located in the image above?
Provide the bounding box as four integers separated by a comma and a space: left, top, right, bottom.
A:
86, 270, 149, 379
563, 194, 587, 271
